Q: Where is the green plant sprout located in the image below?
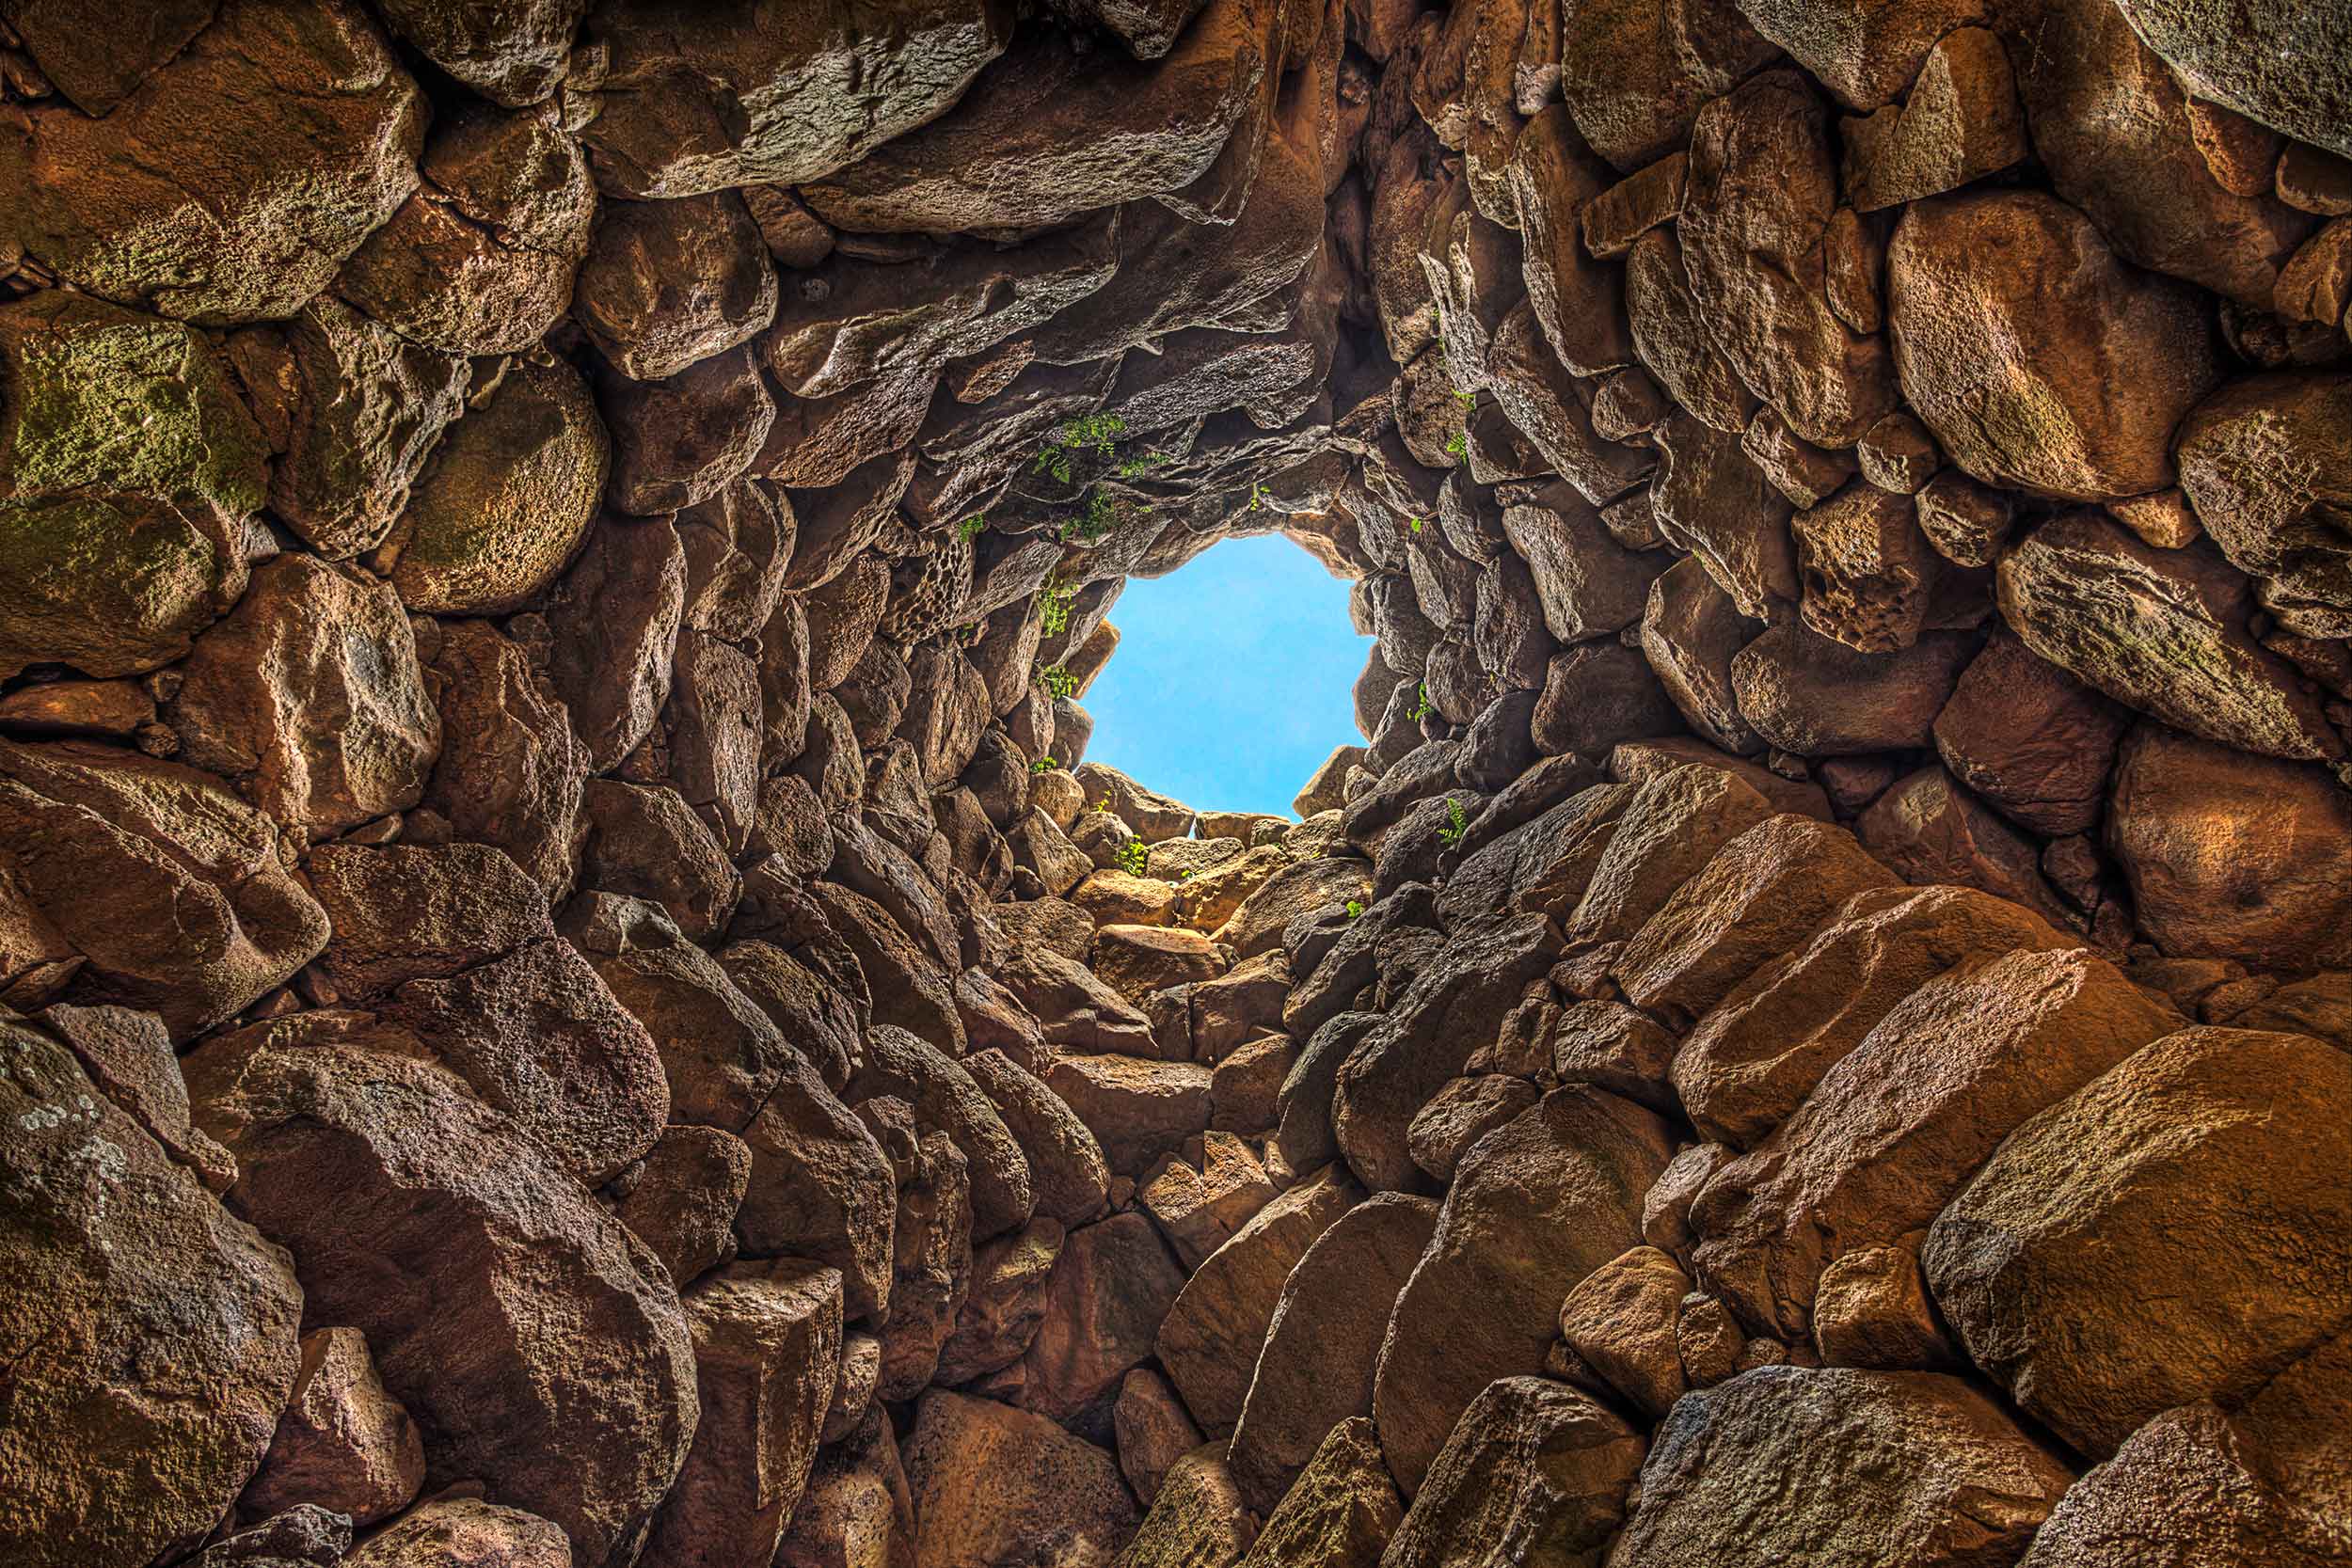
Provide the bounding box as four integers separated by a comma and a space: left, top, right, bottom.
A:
1454, 388, 1476, 409
1038, 578, 1076, 637
1408, 515, 1425, 534
1093, 798, 1113, 814
1249, 482, 1270, 513
1117, 450, 1169, 481
1035, 662, 1078, 700
1437, 796, 1469, 848
1036, 412, 1129, 483
1030, 755, 1059, 773
958, 514, 987, 542
1116, 839, 1149, 877
1344, 898, 1364, 919
1060, 489, 1123, 546
1407, 682, 1431, 721
1444, 429, 1470, 466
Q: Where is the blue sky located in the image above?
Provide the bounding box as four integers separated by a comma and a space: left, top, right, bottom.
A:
1083, 533, 1372, 819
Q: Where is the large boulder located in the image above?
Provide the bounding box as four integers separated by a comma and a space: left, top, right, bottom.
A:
1925, 1027, 2352, 1457
1610, 1367, 2074, 1567
1886, 190, 2221, 501
1931, 631, 2130, 837
641, 1260, 843, 1568
4, 0, 423, 325
901, 1390, 1141, 1568
1612, 812, 1897, 1029
2109, 0, 2352, 159
1690, 945, 2181, 1339
1015, 1212, 1188, 1426
380, 356, 610, 615
2105, 723, 2352, 972
167, 553, 441, 836
2002, 0, 2312, 308
1157, 1164, 1364, 1436
1556, 0, 1780, 171
2173, 372, 2352, 639
0, 739, 329, 1040
336, 101, 596, 357
1375, 1088, 1675, 1496
185, 1021, 700, 1568
797, 4, 1270, 233
251, 298, 469, 560
0, 1015, 305, 1568
1232, 1418, 1400, 1568
1673, 883, 2073, 1149
1680, 71, 1898, 449
574, 192, 780, 383
1382, 1377, 1645, 1568
579, 0, 1016, 197
1996, 512, 2342, 763
1226, 1193, 1438, 1514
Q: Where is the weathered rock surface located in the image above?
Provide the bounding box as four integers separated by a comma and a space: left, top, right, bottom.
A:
0, 1015, 304, 1568
186, 1022, 698, 1567
1376, 1088, 1674, 1496
1925, 1026, 2352, 1457
1611, 1367, 2074, 1567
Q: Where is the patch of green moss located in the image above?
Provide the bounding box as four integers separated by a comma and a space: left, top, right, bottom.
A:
0, 293, 267, 515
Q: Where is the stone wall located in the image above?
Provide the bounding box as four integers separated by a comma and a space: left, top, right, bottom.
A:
1, 2, 2349, 1567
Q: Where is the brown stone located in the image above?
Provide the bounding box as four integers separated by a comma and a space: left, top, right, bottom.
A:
1610, 1367, 2073, 1567
1997, 511, 2342, 762
2106, 723, 2352, 972
1840, 27, 2026, 208
1227, 1192, 1438, 1514
1383, 1377, 1645, 1568
1375, 1088, 1674, 1496
1234, 1418, 1400, 1568
1614, 813, 1898, 1028
381, 356, 610, 615
1887, 190, 2223, 501
342, 1499, 570, 1568
1158, 1164, 1364, 1435
1870, 758, 2077, 912
1625, 235, 1758, 436
1813, 1236, 1958, 1371
1673, 882, 2072, 1149
1556, 0, 1779, 171
1729, 622, 1977, 756
1111, 1442, 1258, 1568
613, 1126, 753, 1290
0, 739, 329, 1041
1558, 1246, 1693, 1418
1115, 1368, 1205, 1510
2010, 0, 2313, 309
1015, 1211, 1187, 1425
0, 1014, 305, 1568
6, 0, 423, 325
579, 1, 1010, 197
186, 1022, 697, 1567
1507, 104, 1631, 377
1789, 483, 1947, 654
1690, 945, 2180, 1338
1681, 71, 1899, 449
901, 1390, 1140, 1568
1931, 632, 2130, 836
336, 103, 595, 358
643, 1261, 842, 1568
2174, 372, 2352, 640
1927, 1027, 2352, 1456
798, 7, 1266, 233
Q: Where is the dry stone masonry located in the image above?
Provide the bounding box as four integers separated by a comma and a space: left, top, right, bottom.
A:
1, 1, 2349, 1566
